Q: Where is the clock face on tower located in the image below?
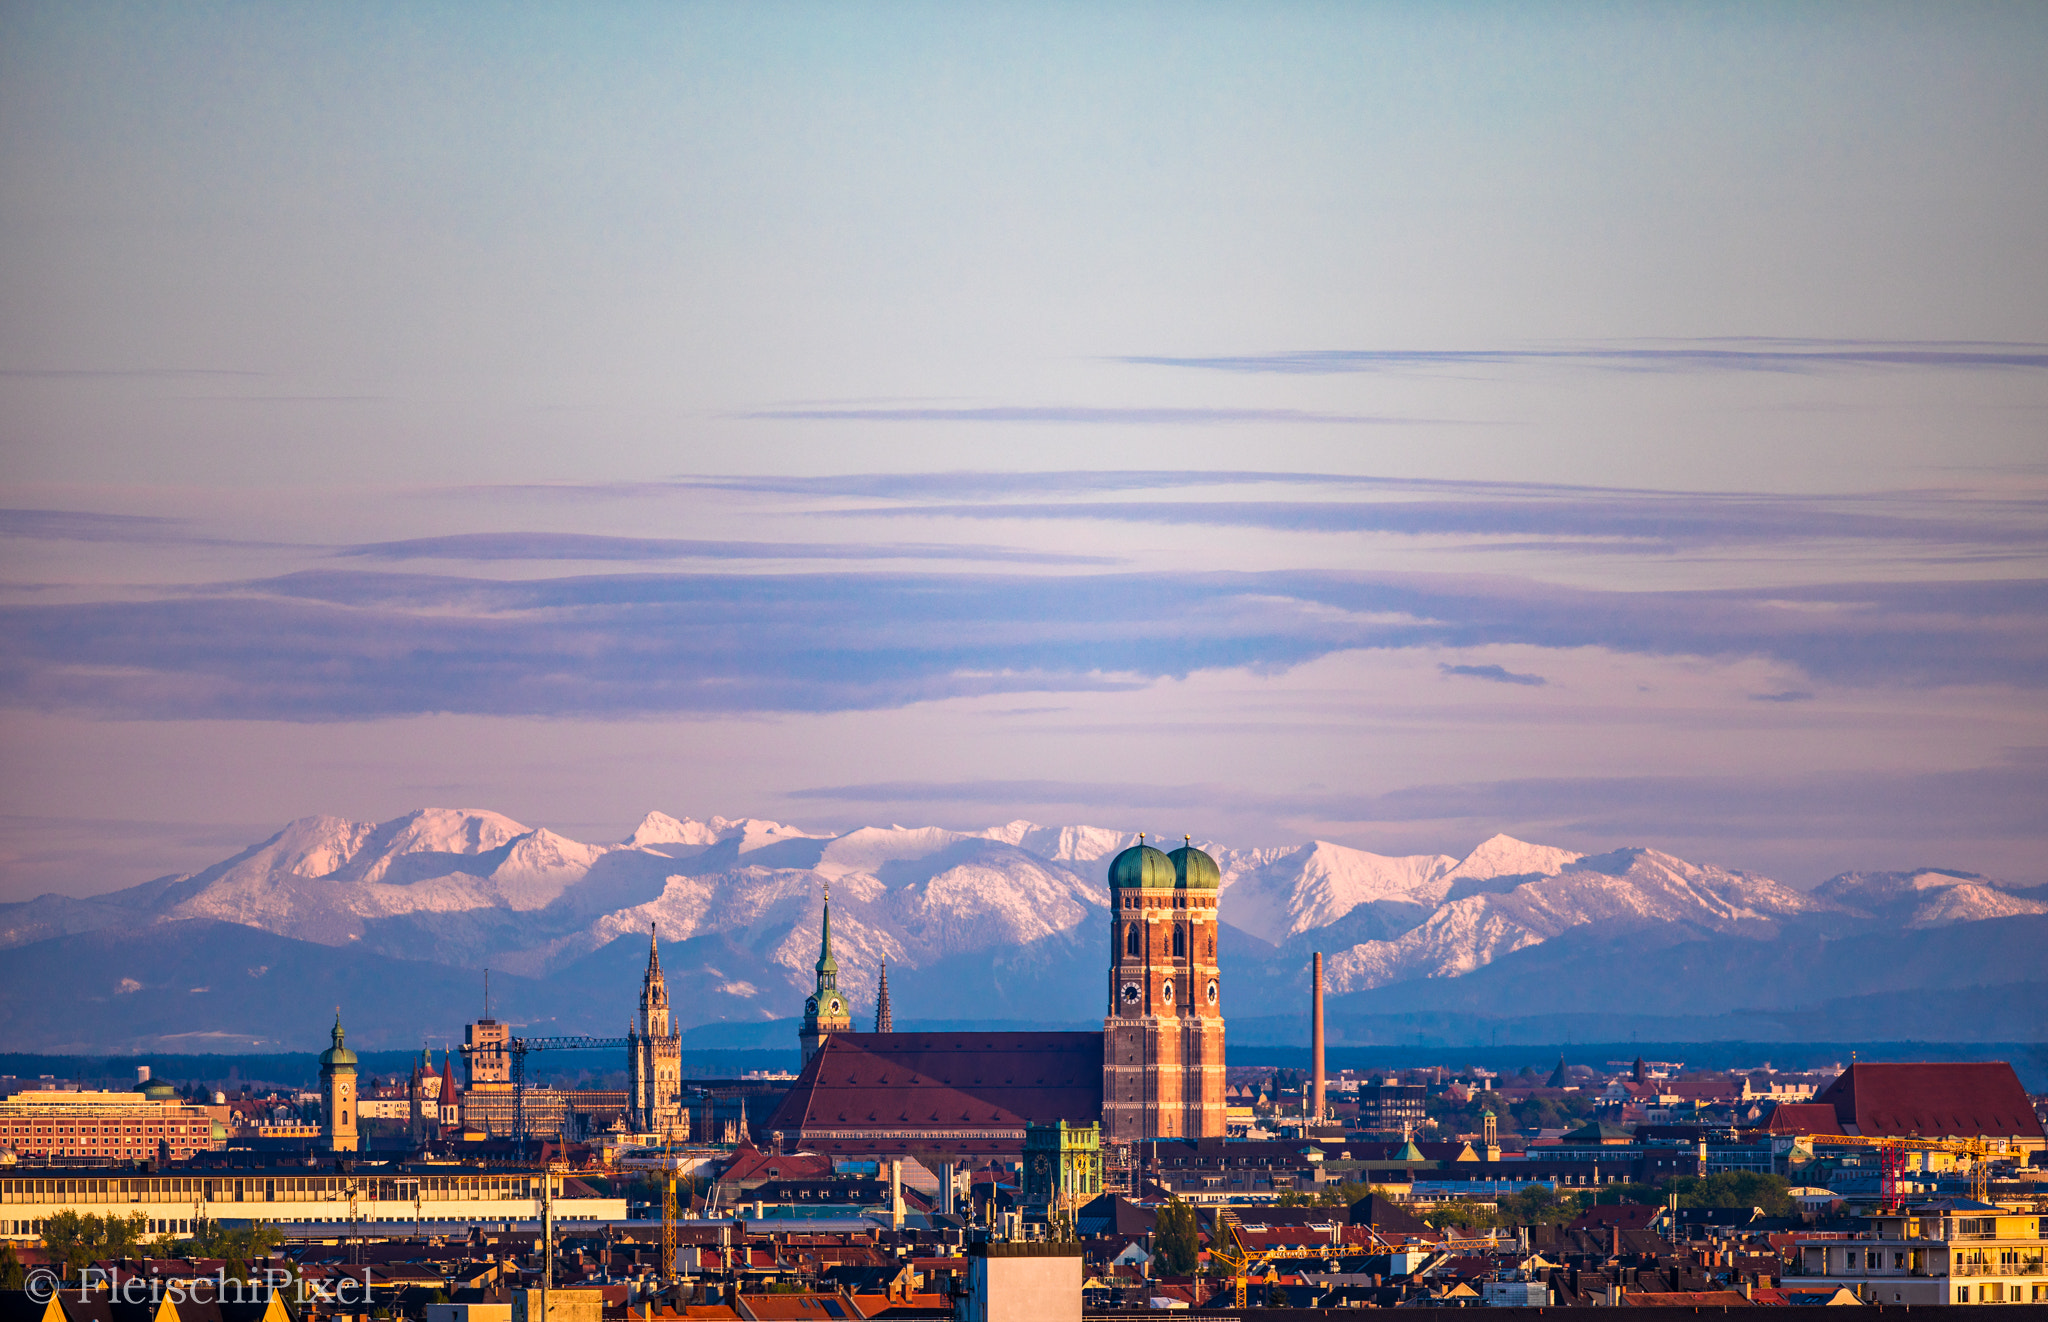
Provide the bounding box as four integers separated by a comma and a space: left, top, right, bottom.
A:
1119, 980, 1141, 1008
1206, 979, 1220, 1005
1162, 980, 1174, 1004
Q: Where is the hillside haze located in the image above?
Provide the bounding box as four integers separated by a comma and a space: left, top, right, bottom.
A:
2, 809, 2041, 1053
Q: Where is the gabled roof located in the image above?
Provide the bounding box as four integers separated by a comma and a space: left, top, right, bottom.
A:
764, 1031, 1103, 1149
1764, 1103, 1843, 1135
1076, 1194, 1156, 1237
1345, 1194, 1431, 1236
1571, 1204, 1661, 1232
1813, 1062, 2044, 1141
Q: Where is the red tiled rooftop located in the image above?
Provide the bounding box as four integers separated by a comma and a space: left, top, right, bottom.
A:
1813, 1062, 2044, 1141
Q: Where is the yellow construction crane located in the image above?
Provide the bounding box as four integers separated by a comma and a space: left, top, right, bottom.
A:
660, 1166, 678, 1281
1802, 1134, 1999, 1207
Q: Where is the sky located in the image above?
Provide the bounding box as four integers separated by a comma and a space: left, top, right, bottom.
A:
2, 1, 2046, 901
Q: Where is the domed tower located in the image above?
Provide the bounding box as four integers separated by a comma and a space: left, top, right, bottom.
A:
1102, 834, 1226, 1142
319, 1011, 359, 1152
1168, 836, 1226, 1138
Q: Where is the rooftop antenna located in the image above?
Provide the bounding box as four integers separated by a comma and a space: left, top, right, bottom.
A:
484, 968, 490, 1020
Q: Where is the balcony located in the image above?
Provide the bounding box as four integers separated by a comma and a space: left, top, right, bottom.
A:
1952, 1262, 2046, 1278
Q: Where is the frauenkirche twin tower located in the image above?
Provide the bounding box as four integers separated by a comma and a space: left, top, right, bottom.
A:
1102, 834, 1226, 1141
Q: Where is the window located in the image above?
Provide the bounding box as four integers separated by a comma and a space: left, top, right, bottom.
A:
1172, 927, 1185, 957
1126, 925, 1141, 957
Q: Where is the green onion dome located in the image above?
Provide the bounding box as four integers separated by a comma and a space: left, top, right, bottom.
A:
1169, 839, 1221, 891
1108, 838, 1176, 890
318, 1015, 358, 1069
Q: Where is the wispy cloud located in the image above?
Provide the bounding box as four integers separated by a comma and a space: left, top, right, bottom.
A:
1750, 690, 1815, 703
337, 531, 1113, 565
1441, 663, 1546, 687
829, 495, 2048, 554
793, 760, 2048, 843
741, 405, 1447, 425
1118, 338, 2048, 376
1, 567, 2040, 720
0, 509, 191, 544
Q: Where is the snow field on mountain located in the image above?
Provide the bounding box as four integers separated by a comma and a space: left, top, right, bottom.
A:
5, 807, 2033, 1031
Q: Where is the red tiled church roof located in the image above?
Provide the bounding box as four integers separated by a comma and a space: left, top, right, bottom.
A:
1813, 1062, 2044, 1141
1763, 1102, 1843, 1135
766, 1031, 1102, 1154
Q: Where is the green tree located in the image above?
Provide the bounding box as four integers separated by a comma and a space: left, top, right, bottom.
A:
1500, 1183, 1585, 1226
0, 1240, 26, 1291
1671, 1172, 1793, 1216
41, 1211, 149, 1279
1153, 1200, 1201, 1276
1425, 1200, 1498, 1232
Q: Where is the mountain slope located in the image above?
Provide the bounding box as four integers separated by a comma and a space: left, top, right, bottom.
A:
1, 808, 2036, 1050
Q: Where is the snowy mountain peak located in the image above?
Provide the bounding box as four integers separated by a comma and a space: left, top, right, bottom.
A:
1000, 823, 1143, 864
254, 814, 382, 880
1906, 883, 2048, 928
708, 817, 831, 854
814, 826, 972, 880
1450, 833, 1582, 881
1216, 840, 1458, 945
1811, 867, 1993, 908
327, 808, 531, 884
624, 811, 724, 848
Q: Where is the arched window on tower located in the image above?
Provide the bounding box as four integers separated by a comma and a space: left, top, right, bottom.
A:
1173, 926, 1185, 957
1126, 924, 1141, 957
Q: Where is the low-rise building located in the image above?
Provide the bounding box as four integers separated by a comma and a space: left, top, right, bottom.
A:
0, 1085, 221, 1163
0, 1161, 625, 1238
1787, 1204, 2048, 1305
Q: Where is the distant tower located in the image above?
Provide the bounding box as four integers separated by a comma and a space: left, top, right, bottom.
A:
1311, 952, 1326, 1122
438, 1049, 462, 1130
800, 886, 854, 1065
1632, 1055, 1647, 1084
875, 958, 894, 1033
320, 1011, 359, 1153
1547, 1054, 1569, 1089
407, 1042, 432, 1146
1102, 833, 1226, 1142
1482, 1108, 1501, 1162
628, 924, 683, 1134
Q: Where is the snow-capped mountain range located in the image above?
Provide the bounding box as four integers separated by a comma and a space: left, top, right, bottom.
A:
1, 808, 2041, 1052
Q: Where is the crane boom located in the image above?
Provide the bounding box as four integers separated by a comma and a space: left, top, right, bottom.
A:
506, 1035, 631, 1147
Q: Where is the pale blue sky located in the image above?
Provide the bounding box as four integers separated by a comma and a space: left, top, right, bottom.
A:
2, 2, 2045, 898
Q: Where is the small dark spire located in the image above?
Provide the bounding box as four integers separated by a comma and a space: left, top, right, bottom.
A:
875, 959, 893, 1033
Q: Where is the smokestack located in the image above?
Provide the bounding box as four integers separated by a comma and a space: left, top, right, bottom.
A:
1311, 952, 1326, 1122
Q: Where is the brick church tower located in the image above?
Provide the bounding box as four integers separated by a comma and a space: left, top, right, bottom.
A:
1102, 835, 1226, 1141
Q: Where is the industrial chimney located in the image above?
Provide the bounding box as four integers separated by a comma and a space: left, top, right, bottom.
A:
1311, 951, 1326, 1122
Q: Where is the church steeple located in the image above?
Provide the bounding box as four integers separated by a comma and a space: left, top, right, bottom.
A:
815, 886, 839, 990
799, 884, 853, 1064
875, 958, 893, 1033
639, 922, 670, 1038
